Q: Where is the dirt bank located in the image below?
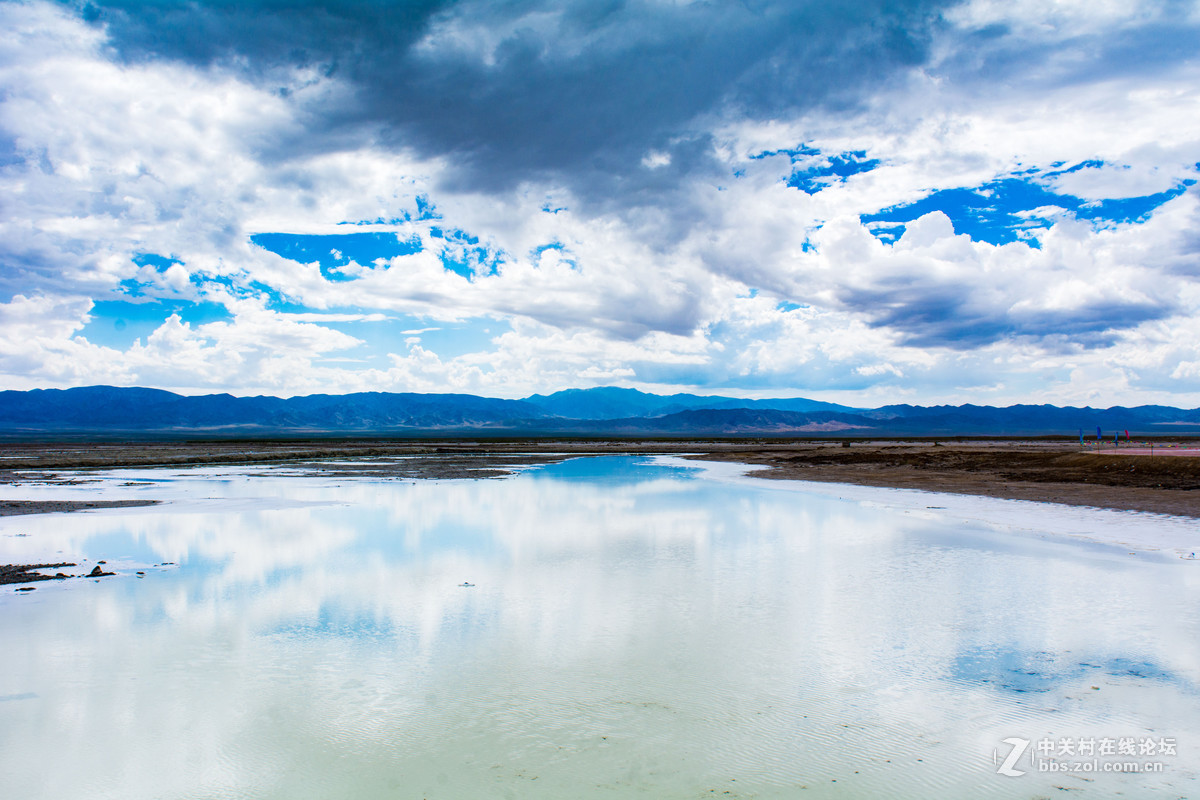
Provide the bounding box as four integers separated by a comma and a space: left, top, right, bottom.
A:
686, 440, 1200, 518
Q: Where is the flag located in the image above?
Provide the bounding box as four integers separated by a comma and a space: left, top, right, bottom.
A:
1097, 426, 1102, 439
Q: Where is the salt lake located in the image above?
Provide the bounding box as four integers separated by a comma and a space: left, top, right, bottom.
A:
1, 455, 1198, 798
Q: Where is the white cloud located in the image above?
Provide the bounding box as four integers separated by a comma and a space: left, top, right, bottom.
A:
946, 0, 1187, 38
641, 150, 672, 169
1044, 161, 1194, 201
1, 1, 1199, 407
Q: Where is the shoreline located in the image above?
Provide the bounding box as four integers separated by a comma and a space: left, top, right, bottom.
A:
0, 439, 1196, 520
685, 442, 1200, 519
0, 499, 160, 517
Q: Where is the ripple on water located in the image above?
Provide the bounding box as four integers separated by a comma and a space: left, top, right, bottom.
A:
2, 456, 1199, 798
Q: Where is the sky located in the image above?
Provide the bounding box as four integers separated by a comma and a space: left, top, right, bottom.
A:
0, 0, 1199, 406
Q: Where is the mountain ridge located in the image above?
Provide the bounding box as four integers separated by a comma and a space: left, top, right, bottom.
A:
0, 385, 1197, 436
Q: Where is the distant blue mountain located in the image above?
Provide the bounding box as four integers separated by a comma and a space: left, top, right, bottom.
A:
530, 407, 879, 434
0, 385, 1197, 436
0, 387, 548, 432
865, 403, 1200, 434
522, 386, 860, 419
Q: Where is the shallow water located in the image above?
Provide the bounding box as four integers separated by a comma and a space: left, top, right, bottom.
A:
1, 455, 1198, 798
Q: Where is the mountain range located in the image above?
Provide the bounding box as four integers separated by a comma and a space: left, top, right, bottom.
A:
0, 385, 1198, 437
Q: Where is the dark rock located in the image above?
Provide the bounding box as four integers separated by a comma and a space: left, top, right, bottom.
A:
0, 562, 76, 585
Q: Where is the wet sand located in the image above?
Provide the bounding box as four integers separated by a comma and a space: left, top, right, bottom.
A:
0, 499, 160, 517
0, 438, 1196, 519
687, 440, 1200, 518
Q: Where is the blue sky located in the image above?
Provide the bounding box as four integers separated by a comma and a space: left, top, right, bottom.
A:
1, 0, 1199, 406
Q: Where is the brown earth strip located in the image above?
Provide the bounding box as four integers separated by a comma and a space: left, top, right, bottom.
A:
0, 440, 666, 473
0, 499, 160, 517
0, 439, 1197, 519
685, 441, 1200, 519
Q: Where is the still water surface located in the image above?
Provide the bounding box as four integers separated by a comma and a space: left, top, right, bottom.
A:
1, 456, 1198, 798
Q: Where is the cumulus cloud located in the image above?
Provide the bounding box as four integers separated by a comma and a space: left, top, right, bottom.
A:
1, 0, 1199, 406
75, 0, 952, 201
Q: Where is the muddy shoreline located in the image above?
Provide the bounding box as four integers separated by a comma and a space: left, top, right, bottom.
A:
686, 440, 1200, 518
0, 438, 1196, 519
0, 499, 160, 517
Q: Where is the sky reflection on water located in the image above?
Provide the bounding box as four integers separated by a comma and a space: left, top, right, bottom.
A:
1, 456, 1198, 798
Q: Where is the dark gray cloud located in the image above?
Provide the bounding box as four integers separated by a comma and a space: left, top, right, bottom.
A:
70, 0, 953, 204
932, 4, 1200, 92
77, 0, 452, 72
845, 282, 1171, 350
